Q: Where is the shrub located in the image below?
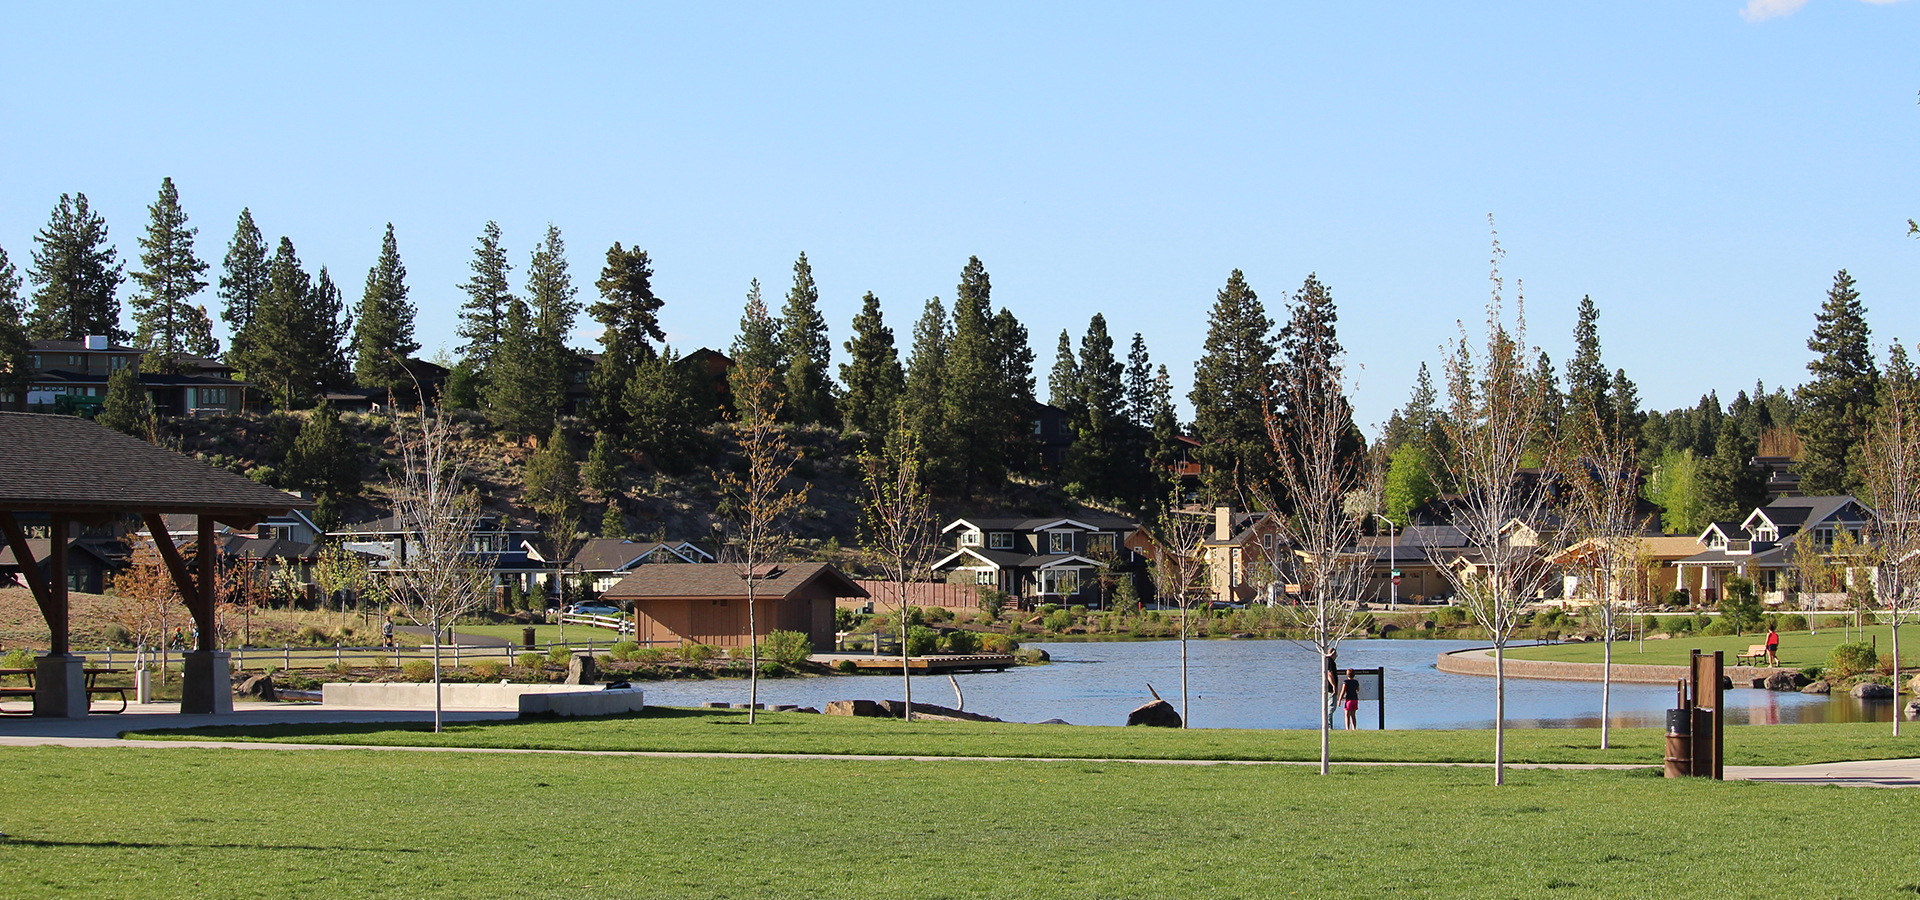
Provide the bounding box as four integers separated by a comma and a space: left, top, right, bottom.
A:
1780, 613, 1808, 632
834, 607, 859, 631
295, 624, 330, 646
516, 652, 545, 670
1068, 605, 1088, 618
1037, 603, 1061, 616
633, 647, 667, 665
758, 661, 783, 679
924, 606, 953, 624
680, 643, 717, 666
1703, 617, 1737, 637
1044, 610, 1072, 633
401, 659, 435, 682
727, 646, 751, 661
100, 623, 132, 646
1433, 606, 1466, 627
1665, 589, 1690, 608
1, 648, 35, 671
978, 589, 1008, 619
763, 630, 813, 668
1717, 576, 1762, 633
325, 661, 352, 675
547, 645, 572, 664
834, 659, 857, 674
470, 660, 504, 680
943, 629, 981, 655
1668, 616, 1695, 634
1827, 642, 1878, 681
609, 641, 640, 661
906, 625, 939, 657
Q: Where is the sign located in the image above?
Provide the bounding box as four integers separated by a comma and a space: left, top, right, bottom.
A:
1391, 575, 1401, 586
1390, 569, 1401, 577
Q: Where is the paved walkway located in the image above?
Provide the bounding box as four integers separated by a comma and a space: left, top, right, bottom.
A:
3, 703, 1917, 785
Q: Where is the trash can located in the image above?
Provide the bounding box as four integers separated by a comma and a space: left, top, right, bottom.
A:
1664, 708, 1691, 778
522, 627, 537, 650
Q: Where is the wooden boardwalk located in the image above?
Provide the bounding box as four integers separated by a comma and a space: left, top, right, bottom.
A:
809, 653, 1017, 673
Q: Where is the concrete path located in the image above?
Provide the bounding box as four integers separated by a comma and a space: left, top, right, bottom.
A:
2, 703, 1915, 785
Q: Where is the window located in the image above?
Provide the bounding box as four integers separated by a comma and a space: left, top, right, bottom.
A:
67, 355, 83, 367
1033, 419, 1043, 436
1048, 532, 1073, 554
1086, 533, 1115, 555
960, 530, 982, 547
27, 355, 40, 368
197, 387, 228, 407
1262, 532, 1276, 551
989, 532, 1014, 550
975, 569, 994, 585
109, 355, 129, 370
1040, 568, 1080, 595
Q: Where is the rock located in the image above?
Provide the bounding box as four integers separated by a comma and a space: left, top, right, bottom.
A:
794, 707, 821, 715
732, 703, 764, 710
563, 653, 598, 685
1852, 682, 1895, 700
1126, 699, 1183, 728
772, 704, 799, 712
877, 699, 1003, 722
1230, 632, 1258, 639
234, 673, 276, 701
703, 701, 731, 708
1034, 718, 1072, 725
1013, 648, 1050, 663
1647, 633, 1671, 640
1377, 624, 1400, 635
824, 699, 885, 717
1801, 680, 1831, 695
1906, 701, 1920, 721
1764, 670, 1809, 692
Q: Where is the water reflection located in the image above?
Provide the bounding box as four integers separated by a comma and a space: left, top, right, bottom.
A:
633, 638, 1897, 730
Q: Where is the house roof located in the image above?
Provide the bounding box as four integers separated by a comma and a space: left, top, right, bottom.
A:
29, 339, 139, 353
0, 412, 305, 521
220, 534, 317, 561
571, 539, 708, 572
333, 513, 533, 535
0, 539, 117, 568
602, 562, 867, 601
942, 516, 1138, 534
932, 547, 1101, 570
1357, 525, 1470, 550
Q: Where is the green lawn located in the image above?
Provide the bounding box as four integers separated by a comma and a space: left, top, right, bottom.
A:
1507, 625, 1918, 670
451, 623, 626, 646
2, 746, 1915, 899
126, 706, 1920, 767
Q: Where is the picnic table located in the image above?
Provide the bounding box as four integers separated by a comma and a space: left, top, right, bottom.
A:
0, 667, 130, 713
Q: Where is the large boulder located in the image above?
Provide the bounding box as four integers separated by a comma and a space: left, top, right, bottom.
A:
1906, 701, 1920, 721
563, 653, 599, 685
824, 699, 885, 717
1764, 670, 1809, 692
1126, 699, 1183, 728
234, 673, 276, 701
1852, 682, 1895, 700
1801, 680, 1831, 695
878, 699, 1004, 722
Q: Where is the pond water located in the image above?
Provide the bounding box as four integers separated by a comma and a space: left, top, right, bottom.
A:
633, 638, 1901, 730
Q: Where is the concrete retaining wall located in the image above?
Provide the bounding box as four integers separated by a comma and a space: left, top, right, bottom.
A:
519, 688, 646, 717
1436, 648, 1781, 685
323, 682, 604, 709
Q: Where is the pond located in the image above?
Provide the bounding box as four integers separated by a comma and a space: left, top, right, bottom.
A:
632, 638, 1901, 729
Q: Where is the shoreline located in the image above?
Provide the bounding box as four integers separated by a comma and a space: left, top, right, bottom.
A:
1435, 646, 1789, 685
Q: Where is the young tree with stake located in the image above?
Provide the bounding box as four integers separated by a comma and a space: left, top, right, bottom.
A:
1145, 494, 1210, 728
1864, 342, 1920, 736
1559, 401, 1642, 750
859, 414, 939, 722
718, 370, 809, 724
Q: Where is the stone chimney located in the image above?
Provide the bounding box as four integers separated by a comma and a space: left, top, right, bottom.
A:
1214, 506, 1233, 542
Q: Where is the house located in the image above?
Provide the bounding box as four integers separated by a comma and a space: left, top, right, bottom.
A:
1549, 535, 1709, 605
1349, 524, 1477, 604
319, 358, 454, 413
1029, 402, 1075, 472
1673, 495, 1871, 606
0, 510, 140, 594
140, 507, 326, 594
568, 538, 715, 593
1191, 506, 1286, 605
13, 337, 247, 416
931, 514, 1144, 607
601, 561, 864, 651
331, 513, 550, 596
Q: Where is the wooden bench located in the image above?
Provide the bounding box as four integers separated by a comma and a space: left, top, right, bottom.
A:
1735, 644, 1769, 666
0, 667, 128, 713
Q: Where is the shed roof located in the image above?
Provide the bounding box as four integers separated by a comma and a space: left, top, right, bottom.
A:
602, 562, 867, 601
0, 412, 305, 522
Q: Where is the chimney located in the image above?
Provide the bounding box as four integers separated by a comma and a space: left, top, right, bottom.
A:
84, 335, 108, 350
1214, 506, 1232, 542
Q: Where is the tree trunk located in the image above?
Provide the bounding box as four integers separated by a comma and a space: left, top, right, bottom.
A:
1893, 618, 1902, 738
1319, 649, 1331, 776
1179, 605, 1190, 729
431, 611, 443, 733
747, 591, 758, 725
1494, 642, 1506, 786
1601, 627, 1613, 750
901, 605, 913, 723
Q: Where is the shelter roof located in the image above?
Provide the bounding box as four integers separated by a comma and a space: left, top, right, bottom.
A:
0, 412, 305, 522
603, 562, 867, 601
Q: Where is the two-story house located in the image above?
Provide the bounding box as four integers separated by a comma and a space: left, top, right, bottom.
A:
331, 513, 551, 598
1673, 495, 1871, 606
932, 515, 1144, 607
11, 337, 248, 416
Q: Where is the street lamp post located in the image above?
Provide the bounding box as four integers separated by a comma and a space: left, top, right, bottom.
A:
1374, 514, 1398, 610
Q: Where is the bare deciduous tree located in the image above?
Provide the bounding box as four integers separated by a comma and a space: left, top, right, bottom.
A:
1558, 406, 1642, 750
387, 401, 493, 733
1430, 227, 1560, 785
1145, 493, 1211, 728
859, 417, 938, 722
1864, 344, 1920, 736
719, 371, 809, 724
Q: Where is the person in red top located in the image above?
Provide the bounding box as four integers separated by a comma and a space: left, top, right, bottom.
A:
1765, 626, 1780, 666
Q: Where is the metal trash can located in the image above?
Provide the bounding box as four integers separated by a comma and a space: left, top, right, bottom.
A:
523, 627, 537, 650
1664, 709, 1691, 778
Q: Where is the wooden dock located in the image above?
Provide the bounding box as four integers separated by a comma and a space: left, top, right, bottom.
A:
810, 653, 1017, 673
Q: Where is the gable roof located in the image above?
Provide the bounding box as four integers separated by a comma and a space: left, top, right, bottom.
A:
602, 562, 868, 601
0, 412, 305, 522
571, 539, 709, 572
942, 516, 1138, 534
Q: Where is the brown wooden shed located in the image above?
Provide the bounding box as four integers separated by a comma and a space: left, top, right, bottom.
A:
601, 562, 865, 652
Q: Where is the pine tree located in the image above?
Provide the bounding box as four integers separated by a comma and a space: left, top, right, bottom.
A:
583, 429, 620, 495
1272, 273, 1362, 503
483, 297, 549, 439
1189, 269, 1275, 499
943, 256, 1008, 498
600, 501, 628, 539
1124, 333, 1153, 430
1532, 351, 1564, 461
1145, 364, 1183, 508
1796, 269, 1879, 495
1565, 294, 1609, 435
219, 208, 269, 368
27, 193, 125, 342
351, 223, 419, 390
250, 237, 312, 408
128, 178, 209, 373
838, 291, 903, 437
1697, 416, 1765, 522
97, 363, 148, 437
1048, 329, 1079, 411
590, 242, 666, 355
309, 267, 354, 391
456, 221, 514, 371
1610, 368, 1643, 446
523, 424, 582, 524
286, 403, 362, 527
729, 279, 782, 419
779, 252, 835, 425
525, 224, 580, 418
0, 246, 29, 407
902, 297, 954, 490
179, 304, 219, 358
587, 332, 635, 431
1065, 314, 1127, 502
624, 345, 711, 472
991, 306, 1037, 475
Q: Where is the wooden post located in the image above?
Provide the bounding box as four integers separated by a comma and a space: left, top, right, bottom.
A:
47, 513, 70, 655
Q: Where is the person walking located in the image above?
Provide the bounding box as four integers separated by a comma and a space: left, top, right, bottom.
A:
1341, 669, 1361, 730
1765, 625, 1781, 667
382, 617, 395, 649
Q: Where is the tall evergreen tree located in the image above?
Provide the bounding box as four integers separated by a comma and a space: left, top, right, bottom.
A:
587, 333, 636, 432
1272, 273, 1363, 505
1565, 295, 1609, 434
1697, 414, 1766, 522
991, 307, 1037, 474
1532, 351, 1565, 460
1145, 364, 1184, 508
129, 178, 209, 372
179, 304, 219, 358
1124, 333, 1153, 430
286, 402, 362, 528
525, 224, 579, 417
590, 242, 666, 355
27, 193, 124, 342
942, 257, 1007, 498
456, 221, 514, 371
218, 208, 270, 368
583, 429, 621, 496
1048, 329, 1079, 411
623, 345, 711, 473
0, 246, 29, 407
483, 297, 550, 439
250, 238, 313, 408
1189, 269, 1275, 500
1065, 314, 1128, 502
779, 252, 835, 425
1610, 368, 1644, 449
1795, 269, 1879, 495
350, 224, 418, 390
522, 423, 582, 525
729, 278, 782, 419
903, 297, 955, 490
838, 291, 903, 437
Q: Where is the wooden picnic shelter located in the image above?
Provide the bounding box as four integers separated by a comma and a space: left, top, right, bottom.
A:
0, 412, 306, 716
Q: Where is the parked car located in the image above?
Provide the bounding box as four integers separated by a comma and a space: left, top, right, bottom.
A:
564, 603, 623, 617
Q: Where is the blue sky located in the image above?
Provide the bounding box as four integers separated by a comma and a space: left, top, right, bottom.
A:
2, 2, 1915, 432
